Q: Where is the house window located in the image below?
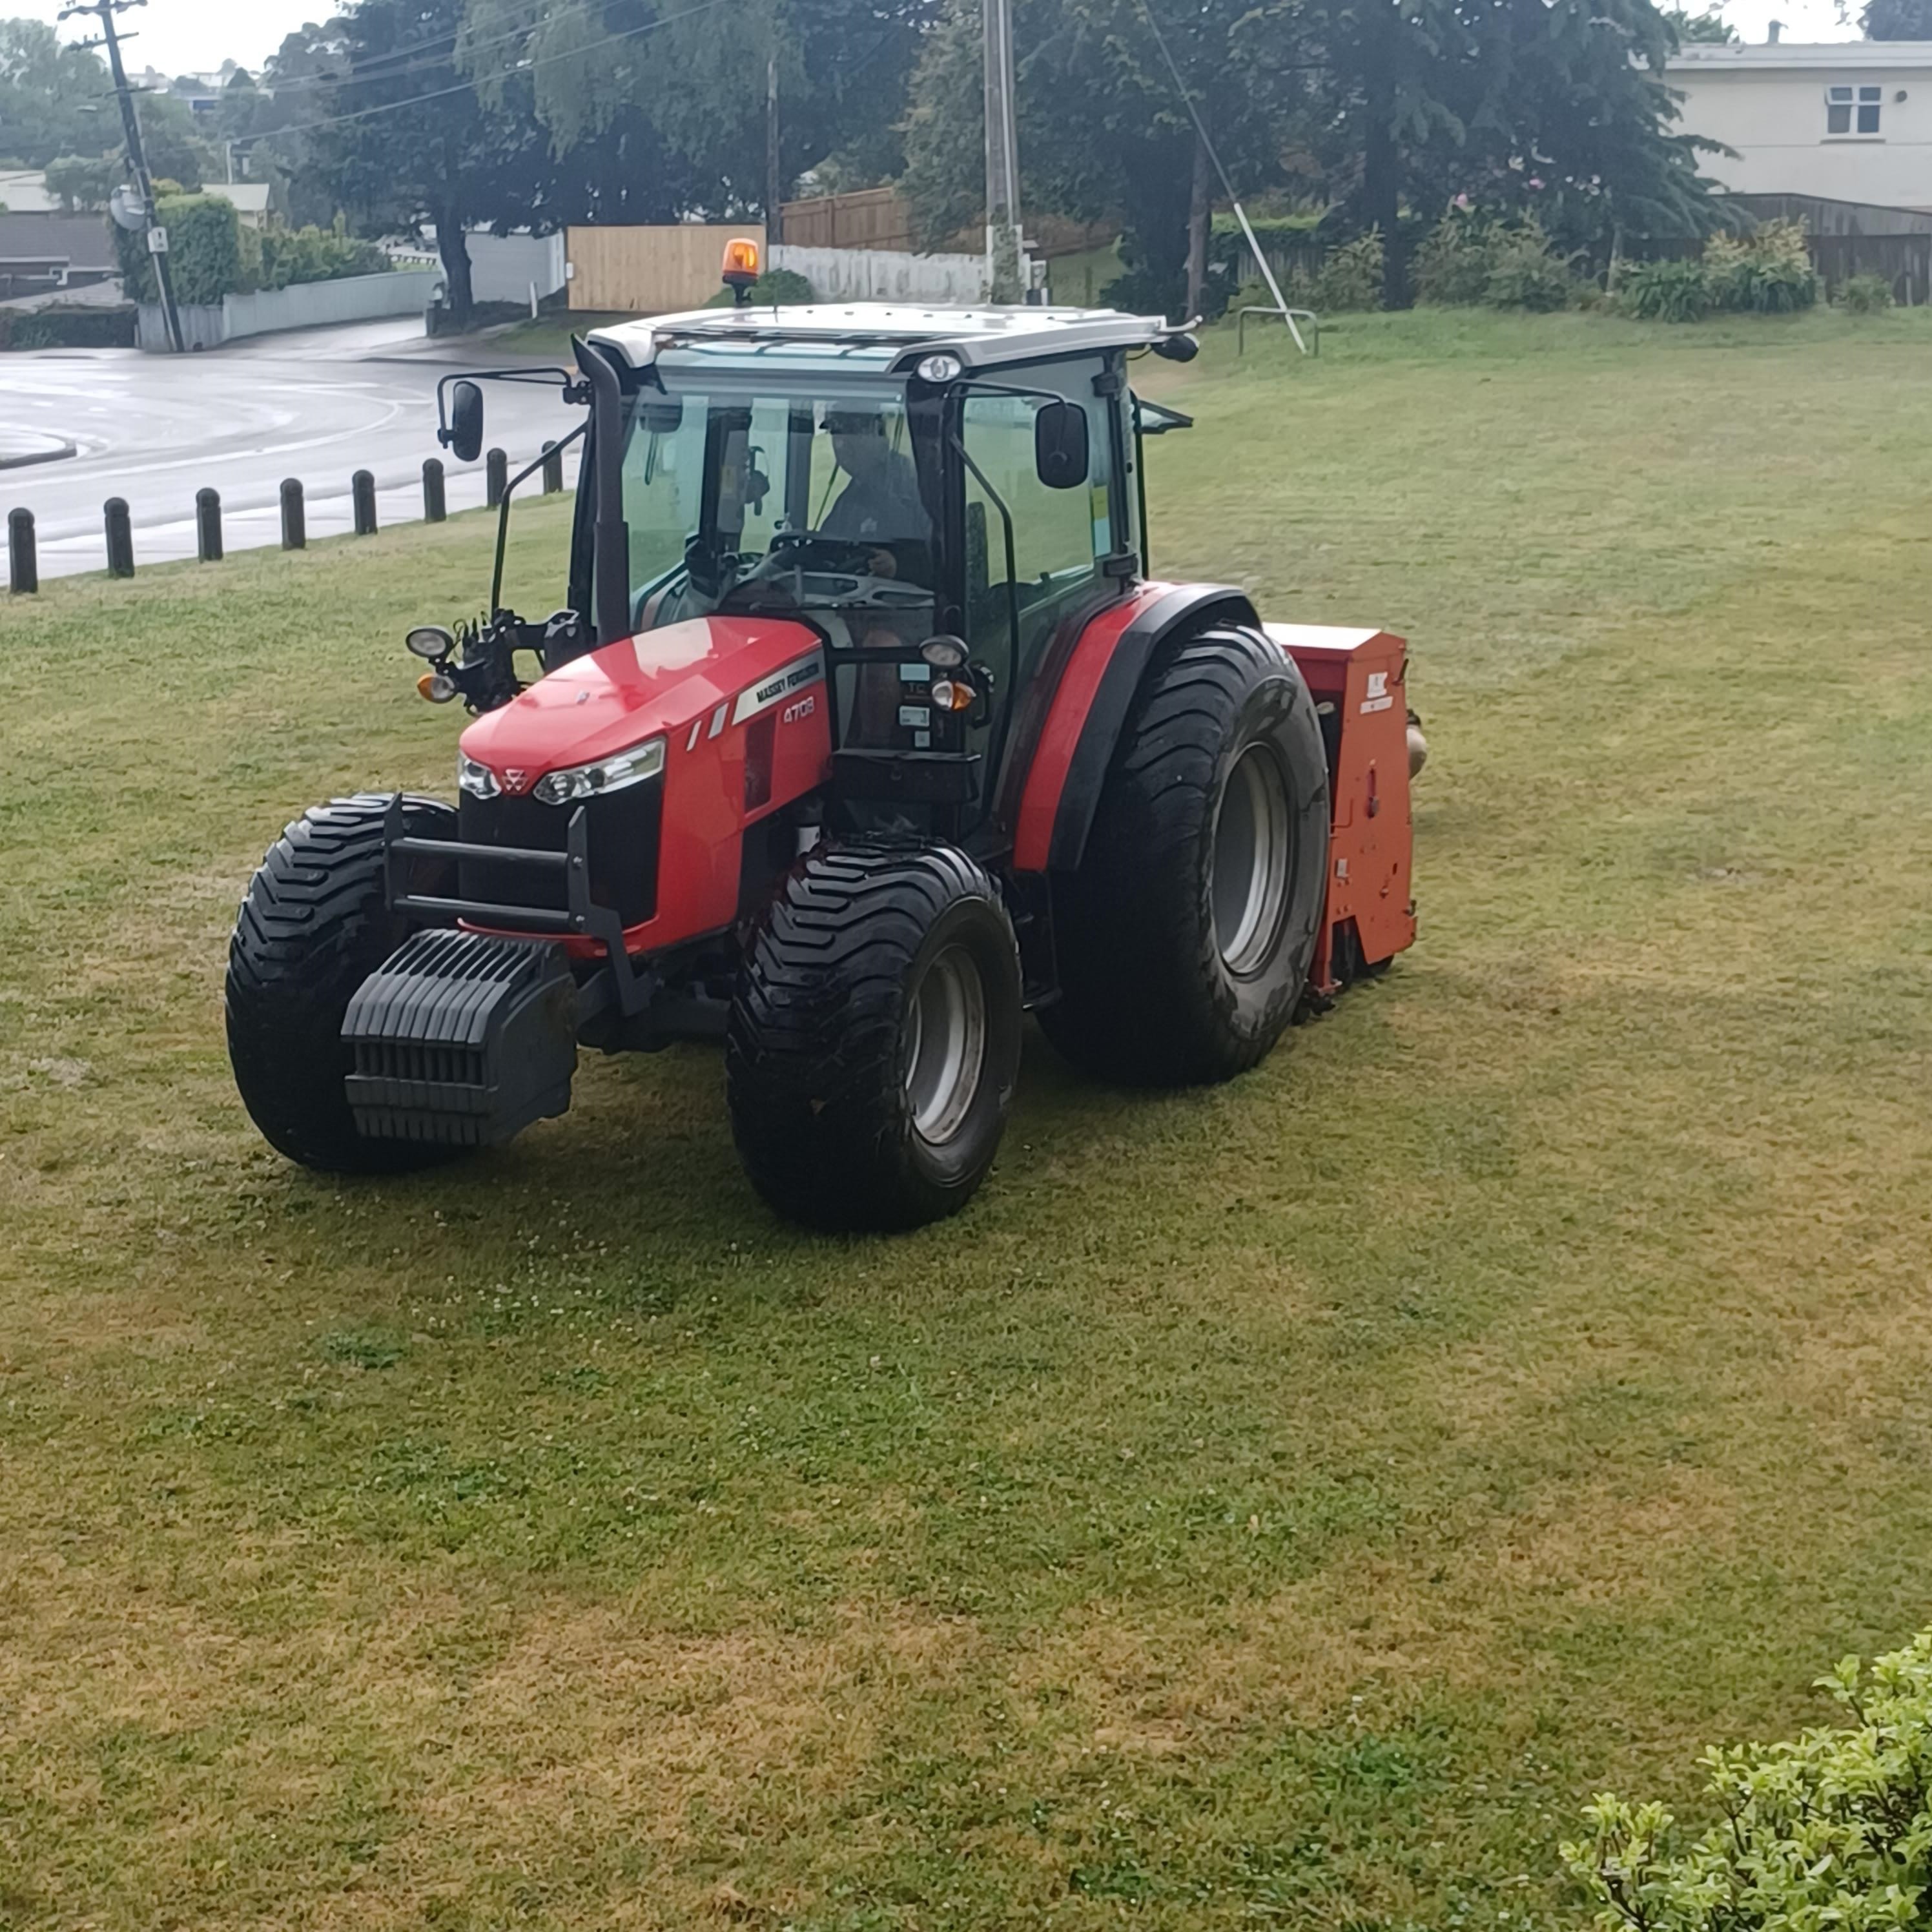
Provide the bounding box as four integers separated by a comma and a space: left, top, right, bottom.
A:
1826, 85, 1882, 136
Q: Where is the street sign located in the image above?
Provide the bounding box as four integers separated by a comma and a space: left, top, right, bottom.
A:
147, 227, 170, 255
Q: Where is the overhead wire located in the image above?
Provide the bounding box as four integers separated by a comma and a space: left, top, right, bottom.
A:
245, 0, 732, 137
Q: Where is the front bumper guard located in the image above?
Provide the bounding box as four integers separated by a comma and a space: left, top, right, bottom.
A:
379, 792, 654, 1024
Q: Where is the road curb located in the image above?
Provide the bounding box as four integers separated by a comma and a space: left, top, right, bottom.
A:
0, 436, 78, 473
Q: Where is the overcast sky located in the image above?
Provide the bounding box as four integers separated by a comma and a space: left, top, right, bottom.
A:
18, 0, 330, 76
15, 0, 1856, 81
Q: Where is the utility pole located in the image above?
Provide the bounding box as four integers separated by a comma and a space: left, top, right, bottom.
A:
60, 0, 185, 353
983, 0, 1025, 303
766, 53, 782, 256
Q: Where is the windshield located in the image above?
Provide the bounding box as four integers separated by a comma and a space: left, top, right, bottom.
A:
621, 377, 941, 635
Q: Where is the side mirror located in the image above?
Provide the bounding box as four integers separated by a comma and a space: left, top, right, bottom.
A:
445, 380, 484, 465
1034, 400, 1089, 491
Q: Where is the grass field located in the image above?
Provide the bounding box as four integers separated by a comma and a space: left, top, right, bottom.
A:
3, 305, 1931, 1932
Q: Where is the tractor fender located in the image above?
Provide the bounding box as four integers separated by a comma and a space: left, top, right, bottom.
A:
1011, 582, 1259, 875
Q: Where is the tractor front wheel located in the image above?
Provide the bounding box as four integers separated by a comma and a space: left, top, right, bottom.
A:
1040, 624, 1330, 1087
726, 844, 1023, 1232
227, 793, 466, 1175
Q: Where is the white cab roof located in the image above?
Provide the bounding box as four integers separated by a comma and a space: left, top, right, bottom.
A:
587, 303, 1186, 373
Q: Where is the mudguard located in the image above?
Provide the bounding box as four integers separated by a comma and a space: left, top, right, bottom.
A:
1011, 582, 1260, 875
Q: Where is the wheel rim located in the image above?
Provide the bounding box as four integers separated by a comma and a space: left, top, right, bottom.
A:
1213, 745, 1293, 978
902, 943, 987, 1146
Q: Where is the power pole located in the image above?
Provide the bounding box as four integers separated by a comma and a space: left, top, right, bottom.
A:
766, 53, 782, 256
983, 0, 1025, 303
61, 0, 185, 353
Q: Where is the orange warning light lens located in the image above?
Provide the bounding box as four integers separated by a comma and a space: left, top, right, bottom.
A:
722, 236, 761, 283
930, 678, 976, 714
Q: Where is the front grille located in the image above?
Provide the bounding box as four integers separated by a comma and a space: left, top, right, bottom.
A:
458, 778, 663, 928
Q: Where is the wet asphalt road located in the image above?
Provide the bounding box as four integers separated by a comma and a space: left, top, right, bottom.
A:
1, 317, 584, 581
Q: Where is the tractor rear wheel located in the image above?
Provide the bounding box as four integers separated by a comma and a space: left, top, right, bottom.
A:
726, 843, 1023, 1232
227, 793, 465, 1175
1040, 624, 1329, 1087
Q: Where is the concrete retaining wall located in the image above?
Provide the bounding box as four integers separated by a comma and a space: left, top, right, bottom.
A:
771, 243, 989, 305
138, 269, 442, 351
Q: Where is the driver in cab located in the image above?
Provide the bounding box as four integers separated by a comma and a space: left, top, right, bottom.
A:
821, 409, 930, 581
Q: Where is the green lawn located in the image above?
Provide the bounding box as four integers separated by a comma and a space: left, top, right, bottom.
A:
4, 306, 1931, 1932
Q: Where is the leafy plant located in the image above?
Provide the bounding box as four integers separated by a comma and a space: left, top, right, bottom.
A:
1839, 272, 1895, 313
115, 194, 246, 307
1616, 256, 1711, 322
1704, 218, 1816, 313
1414, 205, 1578, 310
701, 266, 816, 308
1306, 231, 1385, 313
1564, 1627, 1932, 1932
255, 223, 389, 291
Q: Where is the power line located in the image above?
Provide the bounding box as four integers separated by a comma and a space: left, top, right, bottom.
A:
259, 0, 732, 138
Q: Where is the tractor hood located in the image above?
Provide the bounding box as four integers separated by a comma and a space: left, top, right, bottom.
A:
459, 615, 826, 785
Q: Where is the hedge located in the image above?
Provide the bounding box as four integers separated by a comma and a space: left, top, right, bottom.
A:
0, 305, 138, 351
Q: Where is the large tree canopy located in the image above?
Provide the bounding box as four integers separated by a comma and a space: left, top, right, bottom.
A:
0, 18, 113, 169
1862, 0, 1932, 36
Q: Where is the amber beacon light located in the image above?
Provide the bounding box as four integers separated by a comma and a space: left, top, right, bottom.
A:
722, 237, 762, 305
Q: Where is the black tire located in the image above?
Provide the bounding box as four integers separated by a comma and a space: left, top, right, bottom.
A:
226, 793, 465, 1175
1039, 624, 1330, 1087
726, 843, 1023, 1233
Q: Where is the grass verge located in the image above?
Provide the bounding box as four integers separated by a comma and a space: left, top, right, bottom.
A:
2, 309, 1930, 1931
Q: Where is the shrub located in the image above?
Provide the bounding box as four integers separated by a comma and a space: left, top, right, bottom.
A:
702, 266, 815, 308
1414, 206, 1577, 311
1563, 1628, 1932, 1932
1840, 272, 1895, 313
256, 223, 388, 291
0, 305, 138, 351
1306, 231, 1384, 313
116, 194, 245, 306
1618, 257, 1712, 322
1705, 218, 1816, 313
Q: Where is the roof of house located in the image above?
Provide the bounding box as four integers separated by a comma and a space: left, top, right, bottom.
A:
207, 184, 272, 215
0, 214, 117, 271
1668, 39, 1932, 70
588, 303, 1187, 374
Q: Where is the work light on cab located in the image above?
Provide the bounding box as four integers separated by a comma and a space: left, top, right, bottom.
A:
721, 236, 761, 305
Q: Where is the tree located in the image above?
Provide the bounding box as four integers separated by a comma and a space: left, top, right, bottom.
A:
899, 0, 1305, 320
1667, 7, 1738, 41
0, 17, 113, 167
457, 0, 940, 221
304, 0, 553, 324
1862, 0, 1932, 35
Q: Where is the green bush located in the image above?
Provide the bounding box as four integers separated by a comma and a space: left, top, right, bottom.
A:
1618, 256, 1712, 322
1705, 218, 1816, 313
1839, 272, 1895, 313
1305, 231, 1384, 313
0, 305, 138, 351
116, 194, 245, 306
701, 267, 816, 308
1415, 206, 1578, 311
255, 223, 388, 291
1563, 1628, 1932, 1932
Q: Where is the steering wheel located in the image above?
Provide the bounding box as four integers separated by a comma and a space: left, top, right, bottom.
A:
762, 531, 885, 575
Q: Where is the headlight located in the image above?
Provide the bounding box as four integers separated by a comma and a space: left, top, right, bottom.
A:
533, 736, 665, 807
458, 754, 500, 799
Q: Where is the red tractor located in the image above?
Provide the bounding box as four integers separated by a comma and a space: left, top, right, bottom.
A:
227, 256, 1415, 1231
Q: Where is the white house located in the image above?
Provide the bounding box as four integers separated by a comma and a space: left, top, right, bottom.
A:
1667, 41, 1932, 210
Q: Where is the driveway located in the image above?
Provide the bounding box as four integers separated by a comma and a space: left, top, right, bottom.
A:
2, 318, 584, 581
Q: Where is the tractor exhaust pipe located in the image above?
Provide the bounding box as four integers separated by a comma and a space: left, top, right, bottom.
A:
575, 337, 632, 650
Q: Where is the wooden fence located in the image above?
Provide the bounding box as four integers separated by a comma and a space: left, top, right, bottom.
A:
566, 224, 765, 314
779, 189, 910, 252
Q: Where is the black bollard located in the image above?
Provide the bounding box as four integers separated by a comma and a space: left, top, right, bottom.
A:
105, 498, 134, 578
486, 447, 508, 510
423, 458, 446, 524
281, 478, 306, 551
352, 469, 378, 537
196, 488, 223, 564
542, 440, 564, 495
7, 508, 36, 595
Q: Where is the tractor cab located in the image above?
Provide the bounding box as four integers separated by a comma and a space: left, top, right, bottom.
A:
224, 250, 1415, 1233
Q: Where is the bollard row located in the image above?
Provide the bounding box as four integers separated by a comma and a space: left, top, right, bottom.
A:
6, 444, 570, 592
